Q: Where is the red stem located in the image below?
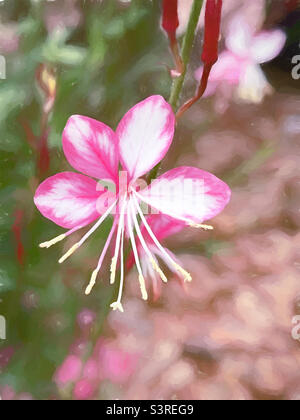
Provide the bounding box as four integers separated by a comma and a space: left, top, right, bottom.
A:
176, 63, 213, 119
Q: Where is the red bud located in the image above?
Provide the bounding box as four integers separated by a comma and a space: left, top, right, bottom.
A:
162, 0, 179, 36
201, 0, 223, 65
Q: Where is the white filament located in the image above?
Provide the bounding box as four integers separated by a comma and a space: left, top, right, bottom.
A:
59, 198, 118, 264
127, 199, 148, 300
129, 199, 167, 284
85, 219, 118, 295
110, 221, 125, 312
131, 192, 192, 282
110, 194, 127, 284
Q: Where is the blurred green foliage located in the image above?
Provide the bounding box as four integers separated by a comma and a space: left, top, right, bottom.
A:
0, 0, 172, 399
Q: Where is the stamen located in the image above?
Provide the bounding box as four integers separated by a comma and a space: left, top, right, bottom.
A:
59, 243, 80, 264
127, 200, 148, 301
40, 234, 66, 249
110, 221, 125, 312
39, 224, 84, 249
85, 269, 98, 296
131, 192, 193, 283
110, 302, 124, 312
138, 274, 148, 300
110, 256, 118, 285
173, 262, 192, 283
85, 219, 117, 295
150, 258, 168, 283
142, 256, 161, 300
189, 223, 213, 230
129, 200, 168, 285
110, 194, 127, 285
58, 198, 117, 264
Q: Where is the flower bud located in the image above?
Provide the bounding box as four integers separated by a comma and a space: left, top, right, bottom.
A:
201, 0, 223, 65
162, 0, 179, 36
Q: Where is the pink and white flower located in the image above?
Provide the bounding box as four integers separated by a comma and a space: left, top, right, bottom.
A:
195, 14, 286, 104
34, 95, 231, 312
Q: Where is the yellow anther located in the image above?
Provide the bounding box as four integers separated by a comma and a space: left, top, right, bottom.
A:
138, 274, 148, 300
150, 258, 168, 283
110, 301, 124, 312
59, 243, 80, 264
39, 234, 66, 249
85, 269, 99, 295
110, 256, 117, 284
174, 263, 192, 283
189, 223, 213, 230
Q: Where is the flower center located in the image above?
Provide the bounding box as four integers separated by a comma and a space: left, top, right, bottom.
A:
38, 188, 194, 313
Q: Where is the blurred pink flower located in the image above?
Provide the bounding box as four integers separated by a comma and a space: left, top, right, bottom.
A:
195, 13, 286, 104
69, 338, 90, 358
82, 358, 99, 382
34, 96, 231, 311
73, 379, 95, 400
16, 392, 34, 401
44, 0, 81, 34
96, 340, 137, 384
0, 385, 34, 401
0, 346, 14, 369
0, 385, 16, 401
0, 23, 19, 54
77, 309, 96, 332
54, 355, 82, 387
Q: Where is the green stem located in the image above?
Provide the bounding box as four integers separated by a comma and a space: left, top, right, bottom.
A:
169, 0, 204, 110
148, 0, 204, 183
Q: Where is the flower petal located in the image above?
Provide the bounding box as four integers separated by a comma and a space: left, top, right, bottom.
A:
144, 214, 185, 241
63, 115, 119, 182
34, 172, 105, 228
139, 166, 231, 224
226, 14, 252, 58
116, 95, 175, 181
238, 63, 273, 103
195, 51, 244, 96
250, 29, 286, 64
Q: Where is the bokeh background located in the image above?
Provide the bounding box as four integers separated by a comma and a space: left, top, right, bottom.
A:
0, 0, 299, 400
